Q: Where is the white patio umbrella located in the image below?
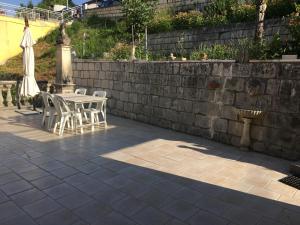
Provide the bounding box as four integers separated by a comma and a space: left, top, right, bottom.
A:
19, 24, 40, 97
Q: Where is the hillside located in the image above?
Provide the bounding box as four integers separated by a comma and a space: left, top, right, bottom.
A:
0, 17, 130, 81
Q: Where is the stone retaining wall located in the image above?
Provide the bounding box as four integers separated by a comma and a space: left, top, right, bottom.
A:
148, 19, 289, 55
84, 0, 210, 18
72, 60, 300, 160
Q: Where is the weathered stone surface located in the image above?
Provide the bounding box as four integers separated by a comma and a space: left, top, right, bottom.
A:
72, 60, 300, 160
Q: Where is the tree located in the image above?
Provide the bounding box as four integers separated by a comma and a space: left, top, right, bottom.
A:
255, 0, 268, 42
121, 0, 157, 59
27, 0, 34, 9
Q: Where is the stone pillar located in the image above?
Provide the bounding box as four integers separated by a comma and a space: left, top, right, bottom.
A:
54, 44, 75, 93
0, 85, 4, 108
6, 84, 13, 107
240, 118, 252, 151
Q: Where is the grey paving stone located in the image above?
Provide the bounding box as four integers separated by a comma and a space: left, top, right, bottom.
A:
104, 174, 135, 189
0, 172, 21, 185
76, 180, 112, 195
64, 173, 94, 186
223, 205, 261, 225
1, 214, 38, 225
165, 219, 188, 225
94, 211, 136, 225
1, 179, 33, 195
112, 196, 146, 217
19, 168, 50, 181
161, 199, 199, 221
131, 206, 171, 225
44, 183, 78, 199
50, 166, 79, 179
0, 166, 11, 176
0, 190, 8, 203
93, 188, 127, 206
173, 187, 203, 204
23, 197, 62, 218
29, 156, 55, 165
89, 167, 118, 181
74, 201, 112, 224
31, 175, 62, 190
188, 210, 229, 225
37, 209, 80, 225
196, 195, 232, 216
10, 188, 46, 207
57, 191, 93, 210
77, 163, 99, 174
101, 161, 130, 172
0, 201, 25, 221
137, 188, 174, 209
38, 160, 66, 172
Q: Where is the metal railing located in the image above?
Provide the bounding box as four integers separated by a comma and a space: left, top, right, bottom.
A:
0, 2, 63, 21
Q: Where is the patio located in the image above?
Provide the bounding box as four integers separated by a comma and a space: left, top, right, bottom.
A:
0, 110, 299, 225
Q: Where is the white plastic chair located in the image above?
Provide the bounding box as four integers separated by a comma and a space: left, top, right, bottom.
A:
52, 95, 83, 136
75, 88, 87, 95
74, 88, 88, 120
83, 91, 107, 131
41, 91, 56, 131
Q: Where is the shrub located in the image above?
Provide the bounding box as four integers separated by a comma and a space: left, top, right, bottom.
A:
204, 0, 238, 18
172, 11, 204, 29
190, 44, 238, 60
229, 4, 256, 23
148, 9, 173, 33
287, 4, 300, 55
110, 42, 131, 60
266, 0, 298, 19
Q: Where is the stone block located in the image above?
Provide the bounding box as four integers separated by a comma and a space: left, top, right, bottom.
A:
159, 97, 172, 108
232, 63, 252, 77
128, 93, 138, 103
163, 86, 178, 98
213, 118, 228, 133
250, 125, 266, 141
120, 92, 129, 102
228, 121, 243, 136
195, 115, 211, 128
266, 79, 280, 95
102, 62, 110, 71
224, 78, 245, 92
180, 63, 194, 75
177, 100, 193, 112
83, 63, 89, 71
252, 141, 265, 152
179, 112, 195, 126
77, 63, 83, 71
194, 63, 211, 76
182, 75, 197, 88
88, 63, 95, 71
211, 63, 224, 76
215, 90, 235, 105
220, 106, 237, 120
251, 63, 278, 78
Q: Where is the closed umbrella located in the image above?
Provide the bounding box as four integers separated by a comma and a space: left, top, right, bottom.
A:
19, 20, 40, 97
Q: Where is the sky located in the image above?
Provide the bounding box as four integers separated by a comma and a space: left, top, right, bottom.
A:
1, 0, 86, 6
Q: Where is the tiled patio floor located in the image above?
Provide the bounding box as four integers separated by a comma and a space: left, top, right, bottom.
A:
0, 110, 299, 225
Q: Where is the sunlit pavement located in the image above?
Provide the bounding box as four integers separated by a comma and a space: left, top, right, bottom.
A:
0, 110, 299, 225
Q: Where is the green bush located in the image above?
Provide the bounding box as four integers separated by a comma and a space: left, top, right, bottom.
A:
191, 44, 238, 60
110, 43, 131, 60
229, 4, 256, 23
148, 9, 173, 33
172, 11, 204, 29
266, 0, 298, 19
287, 3, 300, 55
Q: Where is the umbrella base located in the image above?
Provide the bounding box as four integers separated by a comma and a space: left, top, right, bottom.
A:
54, 83, 76, 94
